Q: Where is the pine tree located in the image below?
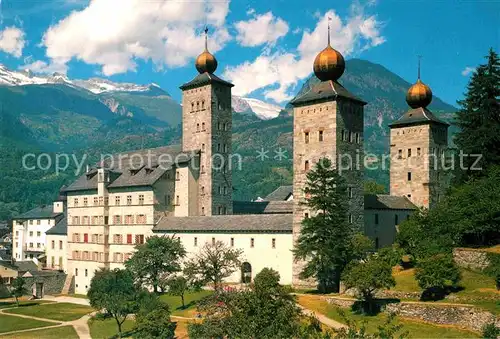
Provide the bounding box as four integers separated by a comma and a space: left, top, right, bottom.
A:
293, 158, 371, 293
455, 48, 500, 183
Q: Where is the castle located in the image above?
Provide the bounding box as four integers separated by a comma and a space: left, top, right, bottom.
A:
10, 28, 448, 294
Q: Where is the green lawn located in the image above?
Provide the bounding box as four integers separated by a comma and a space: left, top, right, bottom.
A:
0, 300, 53, 309
88, 317, 136, 339
0, 314, 57, 334
297, 295, 480, 338
5, 302, 93, 321
159, 290, 212, 316
0, 325, 79, 339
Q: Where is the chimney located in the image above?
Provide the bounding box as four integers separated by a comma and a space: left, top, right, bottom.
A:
53, 201, 64, 214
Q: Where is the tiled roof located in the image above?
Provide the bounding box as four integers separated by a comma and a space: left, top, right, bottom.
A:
389, 107, 449, 128
14, 206, 63, 220
290, 80, 366, 106
154, 214, 292, 233
364, 194, 417, 210
64, 145, 198, 192
179, 72, 234, 90
233, 201, 293, 214
264, 185, 293, 201
46, 217, 67, 235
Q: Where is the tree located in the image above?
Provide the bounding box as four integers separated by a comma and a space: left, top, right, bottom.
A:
342, 256, 396, 314
183, 241, 242, 291
454, 48, 500, 183
10, 277, 29, 307
188, 268, 324, 338
134, 294, 176, 339
364, 181, 386, 194
87, 268, 139, 337
293, 157, 370, 293
125, 235, 186, 293
415, 254, 461, 300
377, 246, 405, 268
166, 275, 191, 309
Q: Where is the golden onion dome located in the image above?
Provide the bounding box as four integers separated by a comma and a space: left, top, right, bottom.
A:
406, 79, 432, 108
195, 27, 218, 74
313, 45, 345, 81
195, 50, 218, 74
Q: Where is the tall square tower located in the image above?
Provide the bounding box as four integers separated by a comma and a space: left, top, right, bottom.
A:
289, 36, 366, 287
389, 74, 449, 209
179, 30, 234, 216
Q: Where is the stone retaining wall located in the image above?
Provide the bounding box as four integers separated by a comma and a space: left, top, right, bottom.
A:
24, 271, 67, 296
385, 302, 499, 332
453, 248, 490, 270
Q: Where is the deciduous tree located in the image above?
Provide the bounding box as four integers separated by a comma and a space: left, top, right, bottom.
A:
125, 235, 186, 293
134, 293, 176, 339
415, 254, 461, 300
10, 277, 28, 307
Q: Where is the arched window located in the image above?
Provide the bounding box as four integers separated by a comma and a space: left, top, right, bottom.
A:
304, 160, 310, 171
191, 102, 194, 112
196, 101, 200, 111
202, 122, 205, 131
201, 100, 205, 109
196, 123, 200, 132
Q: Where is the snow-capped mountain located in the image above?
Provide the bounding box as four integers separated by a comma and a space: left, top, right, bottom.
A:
0, 64, 165, 95
231, 95, 283, 120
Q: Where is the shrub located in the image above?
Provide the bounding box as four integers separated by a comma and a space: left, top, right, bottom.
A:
415, 254, 461, 300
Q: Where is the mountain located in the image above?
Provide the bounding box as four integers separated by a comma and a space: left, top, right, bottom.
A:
0, 59, 458, 219
232, 96, 284, 120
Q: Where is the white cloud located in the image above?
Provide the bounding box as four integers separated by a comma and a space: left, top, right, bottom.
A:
39, 0, 231, 76
235, 11, 289, 47
21, 59, 68, 75
224, 5, 385, 103
0, 26, 25, 57
461, 66, 475, 76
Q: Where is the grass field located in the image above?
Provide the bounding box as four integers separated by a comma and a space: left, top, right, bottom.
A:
88, 317, 136, 338
0, 325, 79, 339
297, 295, 480, 338
0, 314, 57, 334
159, 290, 212, 316
5, 302, 93, 321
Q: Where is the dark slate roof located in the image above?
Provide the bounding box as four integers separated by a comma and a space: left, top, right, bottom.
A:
46, 217, 67, 236
14, 206, 63, 220
389, 107, 449, 128
180, 72, 234, 90
65, 145, 197, 192
233, 201, 293, 214
154, 214, 292, 233
264, 185, 293, 201
290, 80, 366, 106
0, 260, 39, 273
364, 194, 417, 210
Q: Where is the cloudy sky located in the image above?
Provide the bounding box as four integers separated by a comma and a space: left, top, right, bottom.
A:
0, 0, 498, 105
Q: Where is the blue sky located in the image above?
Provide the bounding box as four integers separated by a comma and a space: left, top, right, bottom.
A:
0, 0, 498, 106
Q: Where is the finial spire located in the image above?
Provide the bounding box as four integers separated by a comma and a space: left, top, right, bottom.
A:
204, 27, 208, 51
417, 55, 422, 80
327, 17, 332, 46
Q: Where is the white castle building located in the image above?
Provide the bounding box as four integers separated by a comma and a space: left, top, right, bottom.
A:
11, 29, 447, 294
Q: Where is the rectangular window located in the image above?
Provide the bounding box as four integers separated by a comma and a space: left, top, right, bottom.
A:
194, 237, 198, 246
398, 149, 402, 159
85, 269, 88, 277
59, 241, 63, 250
304, 132, 309, 144
115, 196, 120, 205
93, 197, 98, 205
138, 195, 144, 205
74, 198, 79, 207
408, 148, 412, 157
84, 233, 88, 243
408, 172, 412, 181
37, 243, 41, 248
319, 130, 324, 142
230, 238, 234, 247
135, 234, 144, 244
250, 238, 255, 248
29, 220, 33, 225
99, 196, 103, 206
75, 268, 78, 276
417, 147, 421, 156
375, 214, 379, 225
29, 231, 33, 236
83, 198, 88, 206
127, 195, 132, 205
37, 220, 41, 226
176, 195, 180, 206
272, 238, 276, 249
51, 241, 55, 249
127, 234, 133, 244
212, 237, 215, 245
395, 214, 399, 225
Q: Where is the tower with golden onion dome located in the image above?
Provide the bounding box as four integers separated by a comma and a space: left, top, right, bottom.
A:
289, 21, 366, 289
180, 28, 234, 216
389, 58, 449, 209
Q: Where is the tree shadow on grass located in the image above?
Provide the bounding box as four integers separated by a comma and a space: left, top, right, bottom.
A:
351, 298, 401, 316
420, 286, 464, 301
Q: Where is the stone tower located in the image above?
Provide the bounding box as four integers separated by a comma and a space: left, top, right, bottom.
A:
180, 28, 234, 216
289, 26, 366, 287
389, 62, 449, 209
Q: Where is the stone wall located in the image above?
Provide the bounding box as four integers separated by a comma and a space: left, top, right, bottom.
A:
24, 271, 67, 296
385, 302, 499, 332
453, 248, 490, 271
